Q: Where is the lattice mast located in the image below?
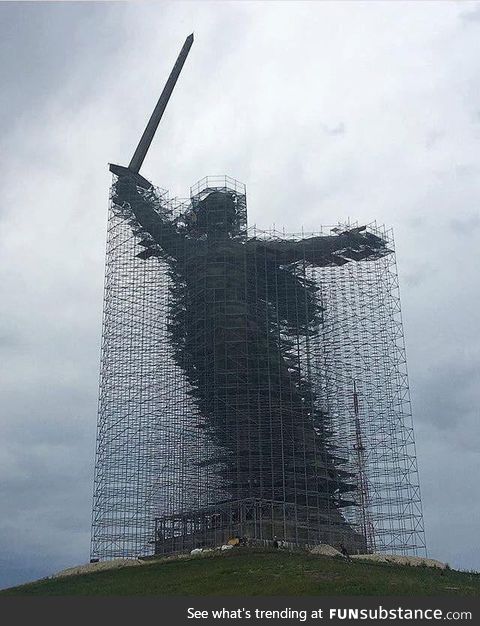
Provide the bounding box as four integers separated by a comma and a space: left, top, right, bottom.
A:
352, 380, 376, 551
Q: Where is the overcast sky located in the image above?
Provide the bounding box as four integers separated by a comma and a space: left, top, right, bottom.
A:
0, 1, 479, 589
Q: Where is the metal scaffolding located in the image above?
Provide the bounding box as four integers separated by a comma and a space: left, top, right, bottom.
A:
91, 174, 425, 560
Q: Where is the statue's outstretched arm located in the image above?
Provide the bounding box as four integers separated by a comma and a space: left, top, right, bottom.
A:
252, 226, 389, 267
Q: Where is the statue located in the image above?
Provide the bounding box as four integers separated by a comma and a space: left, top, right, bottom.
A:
108, 35, 388, 550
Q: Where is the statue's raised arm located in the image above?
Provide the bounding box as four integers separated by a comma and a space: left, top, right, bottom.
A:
111, 172, 184, 260
108, 34, 194, 260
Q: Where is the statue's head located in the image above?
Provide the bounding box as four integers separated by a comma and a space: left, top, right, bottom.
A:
189, 190, 241, 239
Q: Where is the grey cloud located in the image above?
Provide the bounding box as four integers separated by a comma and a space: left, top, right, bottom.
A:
1, 1, 480, 589
425, 130, 444, 150
0, 3, 122, 135
402, 264, 432, 289
449, 212, 480, 234
320, 122, 346, 136
414, 359, 479, 434
459, 4, 480, 24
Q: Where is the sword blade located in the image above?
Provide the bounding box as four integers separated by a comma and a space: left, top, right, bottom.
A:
128, 33, 194, 174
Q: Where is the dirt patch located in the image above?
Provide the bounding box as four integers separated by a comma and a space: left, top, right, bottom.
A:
52, 559, 146, 578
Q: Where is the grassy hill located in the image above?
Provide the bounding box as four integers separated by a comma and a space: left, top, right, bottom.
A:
2, 548, 479, 596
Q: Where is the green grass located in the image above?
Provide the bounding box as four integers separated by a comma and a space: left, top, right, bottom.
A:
2, 549, 479, 596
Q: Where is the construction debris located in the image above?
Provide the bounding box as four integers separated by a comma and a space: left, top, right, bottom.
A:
310, 544, 344, 558
351, 554, 447, 569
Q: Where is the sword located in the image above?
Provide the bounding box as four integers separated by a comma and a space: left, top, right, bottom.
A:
110, 33, 194, 181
